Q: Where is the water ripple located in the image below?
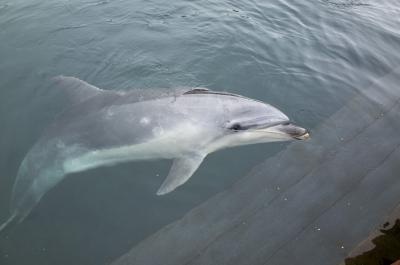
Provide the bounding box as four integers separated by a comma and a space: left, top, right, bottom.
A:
0, 0, 400, 264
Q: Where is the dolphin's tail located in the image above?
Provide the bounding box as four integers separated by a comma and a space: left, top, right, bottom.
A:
5, 139, 69, 230
0, 213, 17, 233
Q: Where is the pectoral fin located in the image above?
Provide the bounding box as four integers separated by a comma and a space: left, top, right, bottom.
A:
156, 153, 206, 195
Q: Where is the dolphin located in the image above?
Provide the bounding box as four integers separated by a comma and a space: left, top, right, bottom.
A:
0, 76, 309, 232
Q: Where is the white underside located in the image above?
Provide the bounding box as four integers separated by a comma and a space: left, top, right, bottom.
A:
63, 123, 208, 174
63, 124, 293, 175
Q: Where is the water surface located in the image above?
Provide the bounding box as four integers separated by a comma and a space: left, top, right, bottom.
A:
0, 0, 399, 264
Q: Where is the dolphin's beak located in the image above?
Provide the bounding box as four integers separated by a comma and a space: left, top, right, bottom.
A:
282, 123, 310, 140
269, 122, 310, 140
293, 131, 310, 140
249, 122, 310, 141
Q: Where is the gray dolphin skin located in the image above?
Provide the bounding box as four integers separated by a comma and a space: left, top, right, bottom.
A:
0, 76, 309, 231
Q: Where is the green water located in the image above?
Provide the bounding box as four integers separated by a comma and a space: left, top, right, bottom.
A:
0, 0, 399, 264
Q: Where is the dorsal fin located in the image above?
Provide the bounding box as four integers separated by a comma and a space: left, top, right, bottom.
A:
183, 88, 210, 95
52, 76, 106, 104
183, 88, 244, 98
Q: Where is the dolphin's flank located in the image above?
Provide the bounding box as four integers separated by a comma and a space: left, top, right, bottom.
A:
0, 76, 309, 232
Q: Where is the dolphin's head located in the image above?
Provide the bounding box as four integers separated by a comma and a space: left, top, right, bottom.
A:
206, 93, 310, 150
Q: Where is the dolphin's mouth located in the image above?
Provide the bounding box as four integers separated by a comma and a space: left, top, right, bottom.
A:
293, 131, 310, 140
237, 118, 289, 131
230, 119, 310, 141
265, 122, 310, 140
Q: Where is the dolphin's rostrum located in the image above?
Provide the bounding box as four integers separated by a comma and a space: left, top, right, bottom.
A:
0, 76, 309, 231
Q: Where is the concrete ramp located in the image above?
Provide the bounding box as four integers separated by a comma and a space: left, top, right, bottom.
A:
112, 70, 400, 265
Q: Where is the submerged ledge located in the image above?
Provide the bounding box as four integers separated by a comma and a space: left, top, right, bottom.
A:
111, 70, 400, 265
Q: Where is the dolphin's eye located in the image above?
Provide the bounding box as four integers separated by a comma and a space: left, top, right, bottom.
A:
230, 123, 243, 131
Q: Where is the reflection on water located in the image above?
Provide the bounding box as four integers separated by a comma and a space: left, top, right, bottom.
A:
0, 0, 400, 264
